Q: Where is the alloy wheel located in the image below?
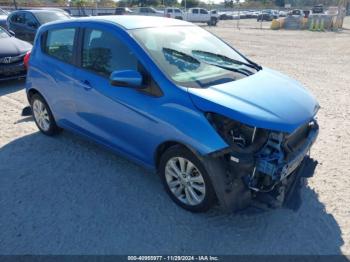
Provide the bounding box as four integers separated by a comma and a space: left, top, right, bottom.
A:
32, 99, 50, 132
165, 157, 206, 206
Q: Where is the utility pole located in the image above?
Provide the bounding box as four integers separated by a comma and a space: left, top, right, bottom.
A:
13, 0, 18, 10
236, 0, 240, 29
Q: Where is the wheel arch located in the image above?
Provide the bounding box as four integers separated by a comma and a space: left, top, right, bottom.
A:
27, 88, 41, 102
154, 140, 201, 171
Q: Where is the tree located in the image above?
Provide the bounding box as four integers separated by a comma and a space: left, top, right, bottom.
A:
98, 0, 116, 7
224, 0, 234, 8
163, 0, 178, 6
275, 0, 285, 7
180, 0, 199, 8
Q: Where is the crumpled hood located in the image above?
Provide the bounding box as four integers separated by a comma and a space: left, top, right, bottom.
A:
187, 67, 319, 133
0, 37, 32, 57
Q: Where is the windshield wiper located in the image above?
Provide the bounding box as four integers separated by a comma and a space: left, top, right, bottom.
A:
162, 48, 201, 71
202, 62, 253, 76
162, 47, 253, 77
192, 50, 262, 71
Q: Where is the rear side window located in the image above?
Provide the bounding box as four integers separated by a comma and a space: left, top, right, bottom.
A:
44, 28, 76, 64
192, 9, 198, 14
82, 28, 137, 77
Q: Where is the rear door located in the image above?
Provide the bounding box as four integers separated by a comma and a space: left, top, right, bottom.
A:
199, 9, 210, 22
38, 27, 79, 124
193, 8, 201, 22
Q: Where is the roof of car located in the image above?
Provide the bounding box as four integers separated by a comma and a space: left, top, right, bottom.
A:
69, 16, 193, 30
11, 9, 64, 15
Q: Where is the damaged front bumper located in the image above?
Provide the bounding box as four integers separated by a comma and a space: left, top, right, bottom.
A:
203, 120, 319, 212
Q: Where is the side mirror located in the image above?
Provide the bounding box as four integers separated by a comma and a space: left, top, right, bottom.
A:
110, 70, 143, 88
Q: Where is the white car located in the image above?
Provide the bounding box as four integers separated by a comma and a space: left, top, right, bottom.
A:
186, 8, 218, 26
164, 8, 184, 20
134, 7, 164, 17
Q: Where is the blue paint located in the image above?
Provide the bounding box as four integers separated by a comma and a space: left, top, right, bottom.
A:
26, 16, 319, 170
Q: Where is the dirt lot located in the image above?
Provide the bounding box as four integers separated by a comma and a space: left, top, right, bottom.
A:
1, 18, 350, 255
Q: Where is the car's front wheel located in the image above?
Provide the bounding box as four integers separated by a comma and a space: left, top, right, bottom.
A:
159, 146, 216, 212
30, 93, 61, 136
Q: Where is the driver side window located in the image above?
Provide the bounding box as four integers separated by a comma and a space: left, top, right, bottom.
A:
25, 13, 38, 28
82, 28, 138, 77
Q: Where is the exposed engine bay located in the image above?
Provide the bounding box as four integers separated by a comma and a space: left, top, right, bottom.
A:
204, 112, 319, 211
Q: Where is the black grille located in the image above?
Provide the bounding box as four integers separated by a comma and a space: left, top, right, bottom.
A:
0, 55, 24, 64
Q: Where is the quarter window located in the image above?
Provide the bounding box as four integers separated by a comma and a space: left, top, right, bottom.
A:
82, 29, 138, 77
44, 28, 76, 64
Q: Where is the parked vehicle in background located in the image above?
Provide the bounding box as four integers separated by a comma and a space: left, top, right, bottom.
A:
7, 10, 70, 43
312, 4, 324, 14
134, 7, 164, 17
210, 9, 218, 17
164, 8, 184, 19
26, 16, 319, 212
279, 10, 288, 17
303, 10, 311, 18
0, 8, 9, 29
246, 10, 259, 18
257, 10, 278, 21
289, 9, 305, 17
115, 7, 133, 15
186, 8, 218, 26
218, 11, 233, 20
0, 26, 31, 81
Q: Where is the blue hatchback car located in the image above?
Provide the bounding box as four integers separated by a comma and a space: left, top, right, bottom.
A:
26, 16, 319, 212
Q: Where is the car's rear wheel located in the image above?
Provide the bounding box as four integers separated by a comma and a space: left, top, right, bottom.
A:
159, 146, 216, 212
30, 93, 61, 136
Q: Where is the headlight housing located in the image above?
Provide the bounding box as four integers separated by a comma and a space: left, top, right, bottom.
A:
205, 112, 269, 154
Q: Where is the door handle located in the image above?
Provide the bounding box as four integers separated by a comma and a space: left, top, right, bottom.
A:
80, 80, 93, 90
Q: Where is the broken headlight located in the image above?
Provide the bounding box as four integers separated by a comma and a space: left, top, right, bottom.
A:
205, 112, 269, 154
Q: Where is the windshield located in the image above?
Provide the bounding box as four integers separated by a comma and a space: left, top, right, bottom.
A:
34, 11, 70, 24
0, 27, 9, 39
130, 26, 258, 88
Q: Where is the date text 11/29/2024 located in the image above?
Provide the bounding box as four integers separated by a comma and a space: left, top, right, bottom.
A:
128, 256, 219, 261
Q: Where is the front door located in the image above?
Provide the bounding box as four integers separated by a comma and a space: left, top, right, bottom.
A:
73, 26, 163, 164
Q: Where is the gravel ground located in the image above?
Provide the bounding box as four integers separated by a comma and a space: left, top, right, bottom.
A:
0, 18, 350, 255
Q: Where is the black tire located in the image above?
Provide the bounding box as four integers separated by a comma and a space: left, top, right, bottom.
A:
30, 93, 62, 136
208, 17, 218, 26
159, 145, 216, 212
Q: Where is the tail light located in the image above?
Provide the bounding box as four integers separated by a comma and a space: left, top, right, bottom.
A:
24, 51, 31, 70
